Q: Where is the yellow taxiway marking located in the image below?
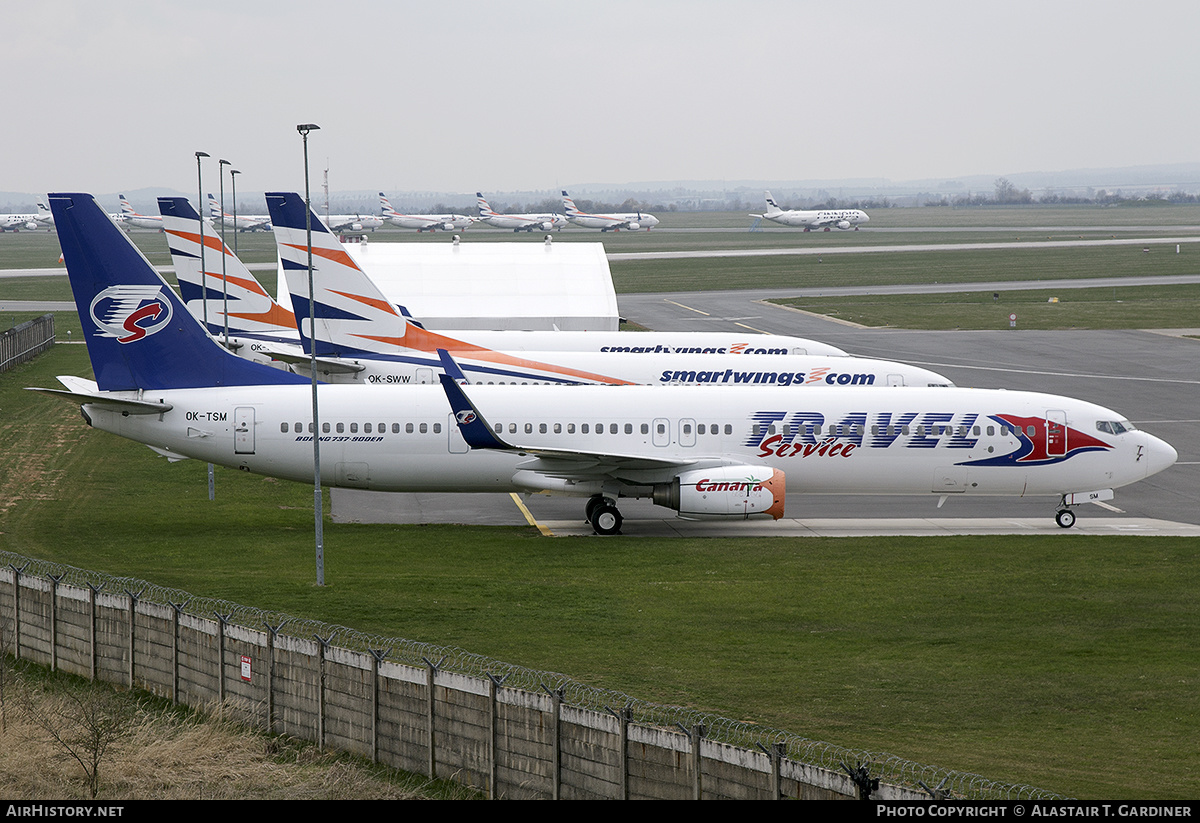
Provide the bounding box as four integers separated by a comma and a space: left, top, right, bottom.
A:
663, 299, 709, 316
510, 493, 554, 536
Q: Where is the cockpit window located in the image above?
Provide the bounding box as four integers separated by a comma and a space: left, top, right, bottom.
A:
1097, 420, 1136, 435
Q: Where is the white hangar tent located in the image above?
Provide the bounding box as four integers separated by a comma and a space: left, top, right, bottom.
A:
277, 240, 619, 331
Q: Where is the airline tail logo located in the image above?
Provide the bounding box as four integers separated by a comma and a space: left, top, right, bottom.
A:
89, 285, 174, 343
455, 410, 477, 425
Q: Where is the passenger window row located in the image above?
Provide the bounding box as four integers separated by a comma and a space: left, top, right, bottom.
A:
281, 421, 442, 434
489, 422, 735, 436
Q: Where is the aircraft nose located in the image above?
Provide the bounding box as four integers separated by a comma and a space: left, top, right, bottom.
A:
1141, 432, 1178, 478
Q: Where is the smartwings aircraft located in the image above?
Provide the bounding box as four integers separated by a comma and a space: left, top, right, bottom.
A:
206, 193, 271, 232
160, 196, 849, 364
262, 192, 948, 389
561, 191, 659, 231
475, 193, 568, 232
379, 192, 471, 233
36, 193, 1177, 535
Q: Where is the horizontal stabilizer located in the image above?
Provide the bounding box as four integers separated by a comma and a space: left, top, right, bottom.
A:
266, 350, 366, 374
26, 386, 173, 415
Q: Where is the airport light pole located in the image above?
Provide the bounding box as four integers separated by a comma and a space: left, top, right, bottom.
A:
195, 151, 214, 502
298, 123, 324, 586
219, 158, 231, 346
229, 168, 240, 255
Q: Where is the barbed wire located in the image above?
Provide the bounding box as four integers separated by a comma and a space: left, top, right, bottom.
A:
2, 551, 1067, 800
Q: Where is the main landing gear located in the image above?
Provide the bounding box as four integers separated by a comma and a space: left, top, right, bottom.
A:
585, 495, 623, 536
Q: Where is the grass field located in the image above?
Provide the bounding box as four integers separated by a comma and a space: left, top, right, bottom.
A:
771, 283, 1200, 331
3, 345, 1198, 799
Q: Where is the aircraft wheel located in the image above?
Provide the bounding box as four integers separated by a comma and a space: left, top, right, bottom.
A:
591, 504, 623, 536
1055, 509, 1076, 529
584, 495, 605, 523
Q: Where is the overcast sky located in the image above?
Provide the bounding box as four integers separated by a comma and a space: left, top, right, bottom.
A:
4, 0, 1198, 198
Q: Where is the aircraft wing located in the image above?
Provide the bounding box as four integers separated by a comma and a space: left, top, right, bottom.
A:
437, 351, 699, 478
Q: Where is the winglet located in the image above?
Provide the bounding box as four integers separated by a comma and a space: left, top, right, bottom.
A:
436, 348, 470, 385
437, 350, 512, 450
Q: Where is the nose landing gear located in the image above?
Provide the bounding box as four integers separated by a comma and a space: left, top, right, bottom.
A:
585, 495, 623, 536
1055, 500, 1077, 529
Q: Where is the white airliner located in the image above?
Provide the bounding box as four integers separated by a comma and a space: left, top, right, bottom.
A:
118, 195, 165, 230
265, 192, 948, 388
378, 192, 472, 232
163, 194, 850, 361
475, 193, 568, 232
38, 193, 1177, 534
751, 191, 870, 231
324, 209, 383, 234
561, 191, 659, 231
206, 193, 271, 232
0, 211, 40, 232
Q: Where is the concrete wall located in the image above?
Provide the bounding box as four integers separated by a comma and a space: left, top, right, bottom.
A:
1, 564, 926, 800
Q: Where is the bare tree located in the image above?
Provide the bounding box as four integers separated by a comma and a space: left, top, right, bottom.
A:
17, 677, 138, 798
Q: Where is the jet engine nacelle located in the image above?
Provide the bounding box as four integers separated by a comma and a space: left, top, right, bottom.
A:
440, 222, 455, 231
539, 221, 554, 231
349, 222, 363, 231
835, 220, 851, 230
626, 221, 640, 231
653, 466, 786, 520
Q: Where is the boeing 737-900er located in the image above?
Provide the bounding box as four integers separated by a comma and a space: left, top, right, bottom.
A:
206, 193, 271, 232
159, 194, 947, 388
561, 191, 659, 231
475, 193, 568, 232
379, 192, 472, 232
36, 193, 1177, 534
751, 191, 869, 231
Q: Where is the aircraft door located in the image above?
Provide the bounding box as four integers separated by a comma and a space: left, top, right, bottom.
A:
448, 413, 469, 454
653, 418, 670, 447
234, 407, 255, 454
680, 418, 696, 447
1047, 410, 1067, 457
